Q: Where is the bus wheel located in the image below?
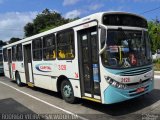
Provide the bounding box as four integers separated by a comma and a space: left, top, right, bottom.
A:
61, 80, 76, 103
16, 72, 22, 87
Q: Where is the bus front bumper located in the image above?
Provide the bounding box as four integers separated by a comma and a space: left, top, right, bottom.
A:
104, 80, 154, 104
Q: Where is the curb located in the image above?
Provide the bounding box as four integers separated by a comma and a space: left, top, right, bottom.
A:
154, 71, 160, 73
154, 75, 160, 79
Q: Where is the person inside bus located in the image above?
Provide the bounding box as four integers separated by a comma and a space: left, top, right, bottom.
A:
66, 48, 74, 58
58, 50, 65, 59
46, 52, 50, 59
52, 50, 56, 59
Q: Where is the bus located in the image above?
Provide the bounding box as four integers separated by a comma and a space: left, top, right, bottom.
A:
0, 46, 3, 74
3, 12, 154, 104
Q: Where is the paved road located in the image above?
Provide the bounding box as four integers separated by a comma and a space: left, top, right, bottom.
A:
0, 76, 160, 120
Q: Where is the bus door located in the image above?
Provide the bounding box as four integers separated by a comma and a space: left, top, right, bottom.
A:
78, 26, 101, 101
8, 49, 12, 78
23, 44, 34, 86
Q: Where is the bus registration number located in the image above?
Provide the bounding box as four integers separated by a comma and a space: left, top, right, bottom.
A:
58, 65, 66, 70
121, 78, 130, 83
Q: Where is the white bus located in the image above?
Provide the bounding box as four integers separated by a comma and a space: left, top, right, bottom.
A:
3, 12, 154, 104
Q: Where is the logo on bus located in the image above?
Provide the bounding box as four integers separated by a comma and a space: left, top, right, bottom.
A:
35, 63, 52, 72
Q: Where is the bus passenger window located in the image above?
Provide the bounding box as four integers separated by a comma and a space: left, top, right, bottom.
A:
43, 34, 56, 60
3, 48, 8, 62
17, 44, 23, 61
32, 38, 42, 61
12, 46, 17, 61
57, 29, 75, 60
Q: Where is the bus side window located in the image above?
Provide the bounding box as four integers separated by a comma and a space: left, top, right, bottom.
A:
16, 44, 23, 61
43, 34, 56, 60
32, 38, 42, 61
12, 46, 17, 61
57, 29, 75, 60
3, 48, 8, 62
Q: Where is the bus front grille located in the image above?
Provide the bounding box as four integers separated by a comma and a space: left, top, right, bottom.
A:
118, 67, 152, 76
126, 79, 150, 87
128, 85, 149, 97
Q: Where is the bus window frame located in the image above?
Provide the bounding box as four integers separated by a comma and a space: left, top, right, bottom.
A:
12, 45, 17, 62
43, 33, 56, 61
32, 38, 43, 61
56, 29, 75, 60
16, 43, 23, 61
3, 48, 8, 62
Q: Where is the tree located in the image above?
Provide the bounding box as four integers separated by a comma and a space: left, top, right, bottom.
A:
24, 23, 34, 37
9, 38, 21, 44
148, 18, 160, 53
24, 9, 79, 37
0, 40, 7, 46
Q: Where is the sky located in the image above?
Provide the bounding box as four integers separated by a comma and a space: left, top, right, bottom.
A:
0, 0, 160, 41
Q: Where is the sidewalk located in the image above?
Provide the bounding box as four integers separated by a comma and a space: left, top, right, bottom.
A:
154, 71, 160, 79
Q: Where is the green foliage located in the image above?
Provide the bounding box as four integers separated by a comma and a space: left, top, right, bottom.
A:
0, 40, 7, 46
24, 8, 79, 37
154, 59, 160, 71
148, 18, 160, 54
9, 38, 21, 44
24, 23, 34, 37
153, 59, 160, 64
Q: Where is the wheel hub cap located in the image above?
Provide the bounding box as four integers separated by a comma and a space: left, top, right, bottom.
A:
63, 85, 72, 98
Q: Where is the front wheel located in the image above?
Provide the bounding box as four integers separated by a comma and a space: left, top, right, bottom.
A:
16, 72, 22, 87
61, 80, 76, 103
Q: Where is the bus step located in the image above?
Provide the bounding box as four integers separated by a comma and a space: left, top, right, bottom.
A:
27, 82, 34, 87
82, 96, 101, 103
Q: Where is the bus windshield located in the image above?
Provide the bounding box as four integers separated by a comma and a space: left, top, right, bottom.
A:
101, 30, 152, 68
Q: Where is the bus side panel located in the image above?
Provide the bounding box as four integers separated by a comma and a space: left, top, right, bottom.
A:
69, 79, 81, 98
34, 74, 54, 91
68, 31, 81, 98
19, 72, 26, 83
32, 61, 57, 91
11, 62, 16, 80
55, 59, 81, 98
32, 59, 81, 97
12, 62, 26, 83
16, 62, 26, 83
99, 65, 110, 104
3, 62, 10, 78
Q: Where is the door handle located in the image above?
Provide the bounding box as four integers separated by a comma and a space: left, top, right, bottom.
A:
66, 60, 72, 63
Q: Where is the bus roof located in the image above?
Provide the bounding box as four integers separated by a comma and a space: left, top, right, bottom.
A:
3, 11, 147, 49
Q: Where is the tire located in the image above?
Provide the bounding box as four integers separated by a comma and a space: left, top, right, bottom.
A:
61, 80, 76, 103
15, 72, 22, 87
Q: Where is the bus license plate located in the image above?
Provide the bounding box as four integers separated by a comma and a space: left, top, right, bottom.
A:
136, 87, 145, 93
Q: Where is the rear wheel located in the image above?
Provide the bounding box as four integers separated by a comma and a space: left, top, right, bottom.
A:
61, 80, 76, 103
16, 72, 22, 87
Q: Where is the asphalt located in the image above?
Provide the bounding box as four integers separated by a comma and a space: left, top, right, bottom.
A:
0, 75, 160, 120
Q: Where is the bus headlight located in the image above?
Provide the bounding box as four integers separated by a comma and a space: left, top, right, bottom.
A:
104, 76, 127, 89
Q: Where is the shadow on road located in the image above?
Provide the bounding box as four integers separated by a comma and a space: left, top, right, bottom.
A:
0, 98, 35, 114
80, 89, 160, 116
10, 80, 62, 99
9, 79, 160, 117
0, 98, 45, 120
